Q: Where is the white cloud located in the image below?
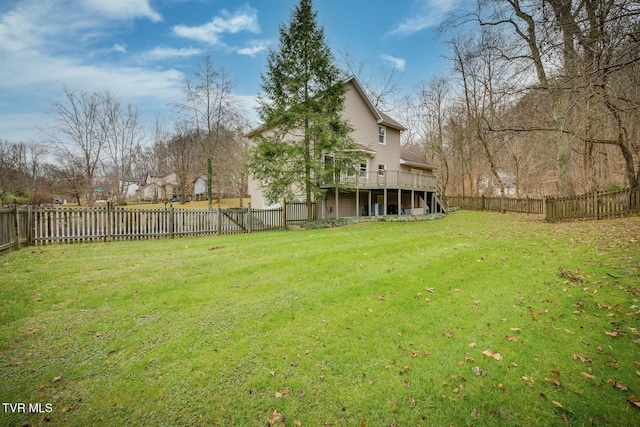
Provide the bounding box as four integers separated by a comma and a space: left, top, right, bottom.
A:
111, 44, 127, 54
173, 5, 260, 45
83, 0, 162, 23
380, 54, 406, 71
388, 0, 459, 36
236, 40, 269, 56
146, 46, 203, 59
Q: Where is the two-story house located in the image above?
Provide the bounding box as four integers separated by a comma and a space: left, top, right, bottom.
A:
247, 76, 445, 219
137, 172, 179, 202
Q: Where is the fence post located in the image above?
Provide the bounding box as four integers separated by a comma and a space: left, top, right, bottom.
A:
168, 206, 174, 238
12, 204, 20, 251
481, 195, 486, 211
283, 200, 287, 227
107, 205, 113, 241
593, 191, 599, 220
545, 197, 551, 221
27, 205, 33, 246
247, 207, 252, 233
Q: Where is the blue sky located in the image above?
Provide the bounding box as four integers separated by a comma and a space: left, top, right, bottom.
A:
0, 0, 461, 143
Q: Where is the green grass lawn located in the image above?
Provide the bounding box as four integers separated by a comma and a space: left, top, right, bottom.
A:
1, 211, 639, 426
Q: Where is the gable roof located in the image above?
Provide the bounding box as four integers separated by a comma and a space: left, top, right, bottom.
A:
246, 75, 406, 138
400, 147, 435, 170
344, 76, 405, 131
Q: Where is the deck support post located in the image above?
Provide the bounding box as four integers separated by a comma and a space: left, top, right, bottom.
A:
383, 189, 388, 215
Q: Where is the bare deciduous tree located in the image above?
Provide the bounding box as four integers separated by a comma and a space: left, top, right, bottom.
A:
45, 88, 107, 206
174, 57, 243, 209
100, 93, 144, 203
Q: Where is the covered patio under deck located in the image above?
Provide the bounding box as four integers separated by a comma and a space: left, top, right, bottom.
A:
319, 170, 443, 219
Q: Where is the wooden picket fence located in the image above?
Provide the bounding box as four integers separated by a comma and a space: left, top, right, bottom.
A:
0, 201, 317, 252
447, 195, 545, 215
448, 188, 640, 221
0, 205, 31, 251
0, 205, 289, 251
545, 187, 640, 222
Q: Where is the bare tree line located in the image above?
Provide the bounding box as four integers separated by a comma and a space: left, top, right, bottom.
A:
403, 0, 639, 197
1, 57, 249, 207
4, 2, 638, 207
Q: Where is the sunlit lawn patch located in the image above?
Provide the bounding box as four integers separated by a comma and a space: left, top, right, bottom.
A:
1, 211, 638, 425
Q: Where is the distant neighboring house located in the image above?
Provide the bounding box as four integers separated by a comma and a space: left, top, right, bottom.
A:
480, 170, 517, 196
137, 172, 180, 201
193, 176, 207, 201
247, 76, 444, 218
119, 178, 144, 201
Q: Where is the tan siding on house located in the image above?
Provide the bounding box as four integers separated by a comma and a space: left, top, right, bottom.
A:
342, 81, 402, 172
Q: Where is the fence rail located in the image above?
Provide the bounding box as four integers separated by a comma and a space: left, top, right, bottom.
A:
447, 195, 544, 215
1, 205, 287, 252
448, 188, 640, 221
545, 187, 640, 221
0, 206, 30, 251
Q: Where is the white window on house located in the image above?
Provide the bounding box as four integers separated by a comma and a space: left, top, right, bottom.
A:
378, 126, 386, 144
378, 163, 386, 176
359, 161, 367, 177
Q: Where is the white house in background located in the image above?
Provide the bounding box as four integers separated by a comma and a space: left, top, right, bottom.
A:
480, 170, 517, 196
119, 178, 144, 201
247, 76, 445, 218
137, 172, 179, 201
193, 176, 207, 201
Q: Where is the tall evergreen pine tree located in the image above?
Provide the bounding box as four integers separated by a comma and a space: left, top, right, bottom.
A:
248, 0, 357, 220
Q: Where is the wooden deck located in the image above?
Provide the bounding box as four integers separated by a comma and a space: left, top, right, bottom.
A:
321, 170, 438, 191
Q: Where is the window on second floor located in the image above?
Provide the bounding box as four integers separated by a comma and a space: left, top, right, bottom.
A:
378, 163, 386, 176
378, 126, 386, 144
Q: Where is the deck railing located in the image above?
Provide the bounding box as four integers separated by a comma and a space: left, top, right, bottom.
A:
325, 170, 437, 191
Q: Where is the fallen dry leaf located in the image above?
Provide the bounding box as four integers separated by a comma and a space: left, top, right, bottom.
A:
482, 349, 503, 361
471, 366, 487, 377
581, 372, 596, 380
545, 378, 561, 388
552, 401, 563, 408
572, 354, 593, 365
628, 396, 640, 410
522, 376, 535, 387
551, 370, 561, 377
607, 379, 628, 391
269, 409, 285, 426
505, 335, 518, 342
